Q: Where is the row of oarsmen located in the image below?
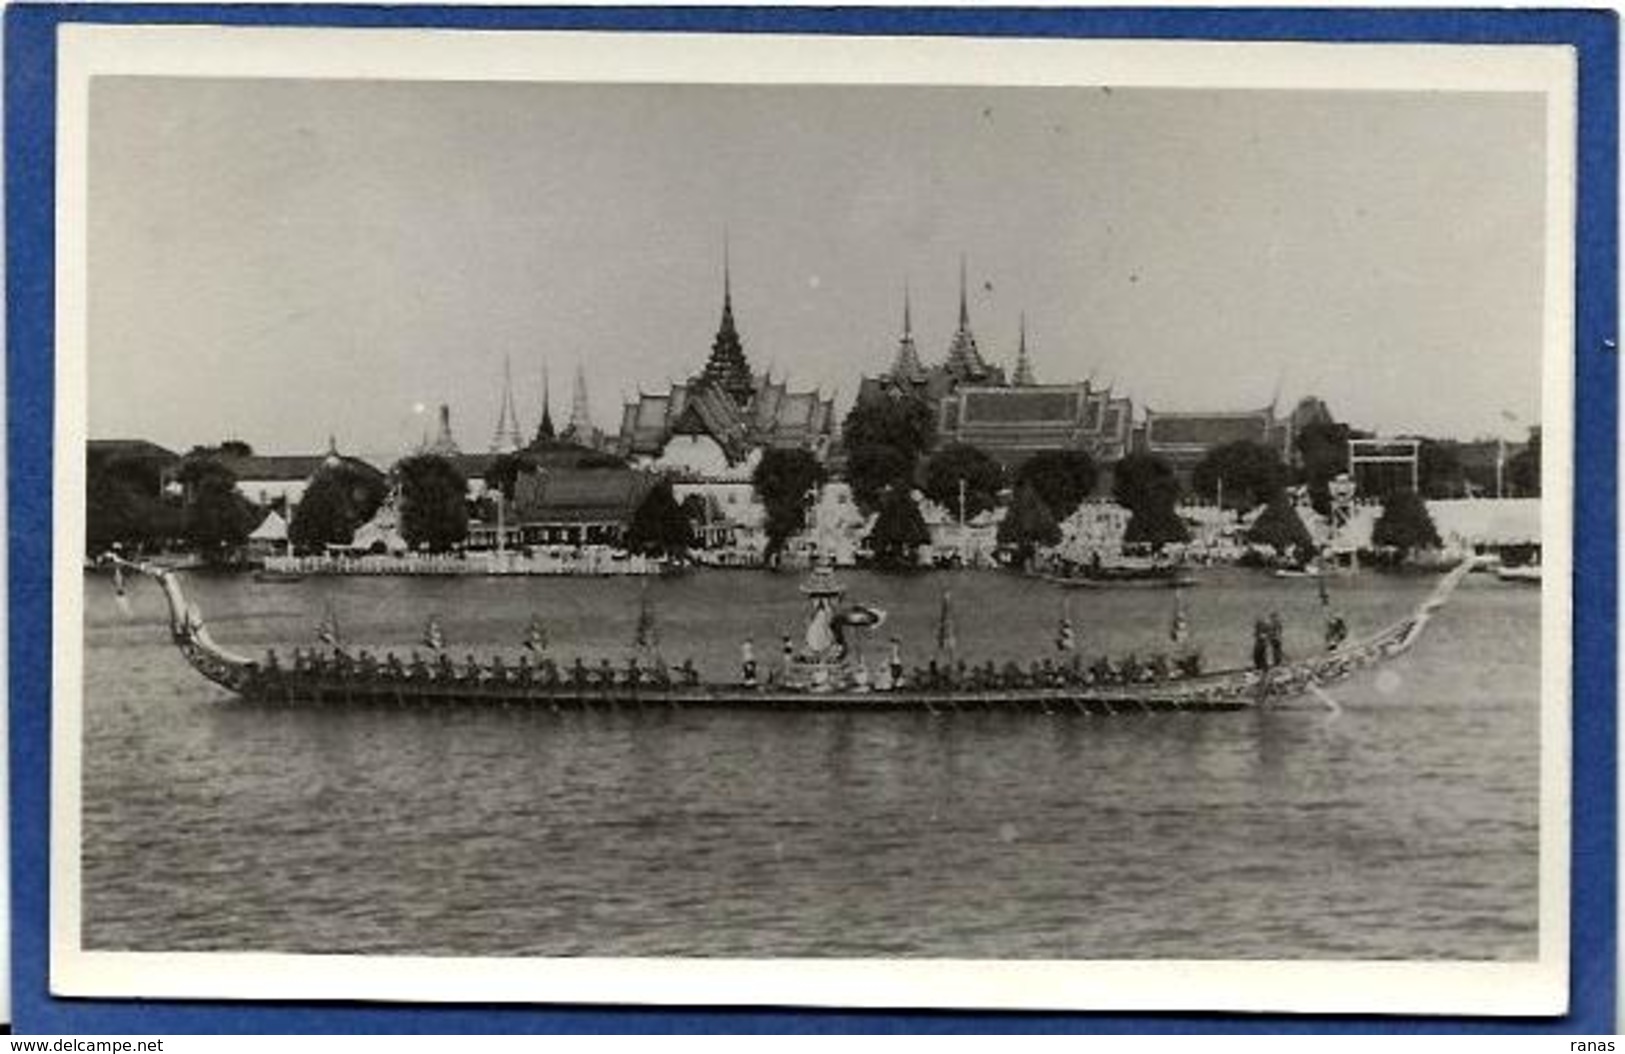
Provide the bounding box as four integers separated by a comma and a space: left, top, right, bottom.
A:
260, 648, 704, 689
896, 650, 1208, 692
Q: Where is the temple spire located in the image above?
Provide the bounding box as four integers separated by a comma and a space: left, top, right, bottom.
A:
958, 255, 969, 330
1013, 313, 1037, 386
700, 238, 755, 406
534, 362, 556, 443
944, 255, 989, 383
723, 231, 733, 316
562, 361, 595, 446
427, 403, 459, 456
491, 355, 524, 453
888, 281, 926, 384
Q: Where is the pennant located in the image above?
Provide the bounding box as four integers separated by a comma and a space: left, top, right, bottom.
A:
936, 591, 957, 655
1169, 589, 1190, 645
633, 583, 658, 650
316, 605, 340, 647
1056, 599, 1077, 652
111, 563, 132, 618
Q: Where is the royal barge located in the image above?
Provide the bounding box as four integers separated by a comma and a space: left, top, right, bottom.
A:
102, 553, 1473, 715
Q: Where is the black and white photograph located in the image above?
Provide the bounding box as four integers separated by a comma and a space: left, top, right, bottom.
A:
54, 26, 1574, 1013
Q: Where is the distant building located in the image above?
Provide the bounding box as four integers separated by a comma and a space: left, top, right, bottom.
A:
218, 440, 383, 512
855, 263, 1129, 470
857, 262, 1008, 412
1136, 405, 1292, 485
508, 464, 659, 547
938, 383, 1135, 469
614, 253, 836, 556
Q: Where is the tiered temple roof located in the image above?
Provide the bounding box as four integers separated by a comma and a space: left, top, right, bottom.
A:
937, 382, 1134, 468
1139, 406, 1289, 463
615, 253, 836, 466
619, 374, 836, 465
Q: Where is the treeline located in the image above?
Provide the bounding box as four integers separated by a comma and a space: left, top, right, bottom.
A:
745, 393, 1506, 568
85, 442, 698, 563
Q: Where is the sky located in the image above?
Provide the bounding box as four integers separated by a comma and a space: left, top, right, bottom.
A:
87, 77, 1549, 461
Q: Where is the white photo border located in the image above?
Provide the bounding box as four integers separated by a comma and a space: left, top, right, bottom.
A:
50, 24, 1577, 1015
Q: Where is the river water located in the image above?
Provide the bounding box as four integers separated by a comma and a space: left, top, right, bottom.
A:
80, 567, 1540, 960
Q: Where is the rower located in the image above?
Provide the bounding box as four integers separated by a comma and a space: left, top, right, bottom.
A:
888, 637, 904, 689
1267, 611, 1286, 667
1325, 611, 1349, 652
741, 637, 759, 687
852, 659, 871, 692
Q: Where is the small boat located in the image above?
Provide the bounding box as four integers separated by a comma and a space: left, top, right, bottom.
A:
252, 569, 306, 584
101, 553, 1473, 715
1038, 558, 1196, 590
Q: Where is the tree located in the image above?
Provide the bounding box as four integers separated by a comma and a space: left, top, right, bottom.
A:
841, 391, 936, 515
922, 443, 1004, 520
1295, 420, 1357, 515
996, 484, 1061, 567
751, 448, 826, 561
290, 461, 388, 553
187, 439, 254, 460
177, 457, 257, 563
1507, 426, 1541, 497
623, 480, 693, 558
844, 443, 915, 513
1192, 441, 1286, 511
1014, 449, 1097, 521
85, 457, 183, 554
842, 391, 936, 460
1372, 488, 1442, 560
1418, 439, 1467, 499
395, 454, 469, 552
1246, 490, 1314, 558
1111, 452, 1181, 513
484, 451, 539, 502
1123, 501, 1190, 551
866, 488, 929, 570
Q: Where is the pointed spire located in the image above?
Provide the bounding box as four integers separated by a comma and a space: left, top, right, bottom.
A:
723, 230, 733, 316
958, 255, 969, 330
701, 236, 755, 406
427, 403, 459, 456
1013, 313, 1036, 386
535, 362, 556, 443
889, 280, 926, 384
491, 355, 524, 453
944, 255, 989, 383
563, 360, 596, 447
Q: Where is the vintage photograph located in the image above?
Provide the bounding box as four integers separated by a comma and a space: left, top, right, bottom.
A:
54, 27, 1573, 1012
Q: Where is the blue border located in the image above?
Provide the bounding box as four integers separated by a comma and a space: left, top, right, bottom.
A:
7, 4, 1616, 1035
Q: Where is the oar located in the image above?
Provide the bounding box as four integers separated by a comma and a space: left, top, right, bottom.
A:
1307, 681, 1343, 716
